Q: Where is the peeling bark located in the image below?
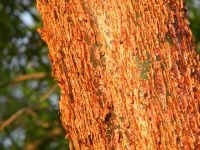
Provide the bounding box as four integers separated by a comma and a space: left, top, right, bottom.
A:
36, 0, 200, 149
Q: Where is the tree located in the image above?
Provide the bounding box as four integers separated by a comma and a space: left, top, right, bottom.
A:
36, 0, 200, 149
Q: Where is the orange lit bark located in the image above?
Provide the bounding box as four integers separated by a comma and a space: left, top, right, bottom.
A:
36, 0, 200, 149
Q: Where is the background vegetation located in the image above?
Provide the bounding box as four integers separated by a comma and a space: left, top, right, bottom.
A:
0, 0, 199, 149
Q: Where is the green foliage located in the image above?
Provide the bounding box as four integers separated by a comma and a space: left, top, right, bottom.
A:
186, 0, 200, 54
0, 0, 69, 149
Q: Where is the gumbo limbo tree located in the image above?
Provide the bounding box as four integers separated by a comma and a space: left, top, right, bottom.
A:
36, 0, 200, 149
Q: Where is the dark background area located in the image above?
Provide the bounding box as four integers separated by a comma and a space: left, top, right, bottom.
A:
0, 0, 199, 149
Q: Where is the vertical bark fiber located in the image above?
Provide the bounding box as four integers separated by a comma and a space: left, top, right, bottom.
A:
36, 0, 200, 149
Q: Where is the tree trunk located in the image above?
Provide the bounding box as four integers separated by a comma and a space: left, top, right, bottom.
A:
36, 0, 200, 149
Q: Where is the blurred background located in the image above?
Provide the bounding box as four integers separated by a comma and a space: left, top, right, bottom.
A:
0, 0, 199, 150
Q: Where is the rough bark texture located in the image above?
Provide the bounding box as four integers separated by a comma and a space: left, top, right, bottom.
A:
36, 0, 200, 149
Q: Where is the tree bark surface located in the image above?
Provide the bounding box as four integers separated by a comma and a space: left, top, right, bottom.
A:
36, 0, 200, 149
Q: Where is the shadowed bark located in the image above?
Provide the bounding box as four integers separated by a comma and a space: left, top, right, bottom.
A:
36, 0, 200, 149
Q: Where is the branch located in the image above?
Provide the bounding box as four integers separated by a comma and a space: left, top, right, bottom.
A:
41, 84, 58, 100
25, 127, 63, 150
0, 108, 29, 131
0, 84, 58, 131
11, 73, 48, 83
0, 72, 49, 88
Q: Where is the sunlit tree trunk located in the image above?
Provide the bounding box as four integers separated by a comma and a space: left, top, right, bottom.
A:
36, 0, 200, 149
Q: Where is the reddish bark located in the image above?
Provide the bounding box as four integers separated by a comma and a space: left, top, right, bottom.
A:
36, 0, 200, 149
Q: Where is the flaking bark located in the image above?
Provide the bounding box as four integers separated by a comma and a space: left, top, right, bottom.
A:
36, 0, 200, 149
